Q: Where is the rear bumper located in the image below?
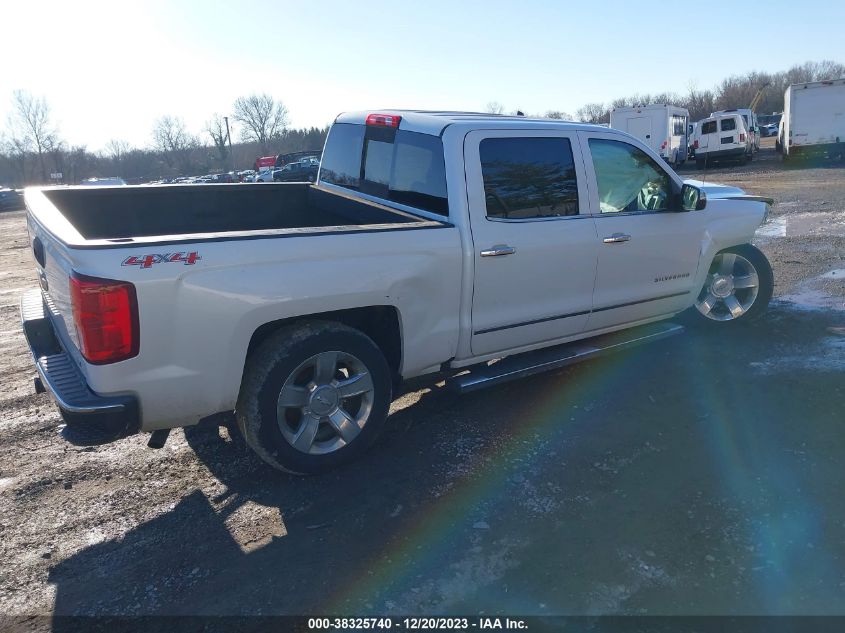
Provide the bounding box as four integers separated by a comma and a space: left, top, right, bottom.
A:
698, 147, 746, 160
20, 288, 140, 445
788, 142, 845, 157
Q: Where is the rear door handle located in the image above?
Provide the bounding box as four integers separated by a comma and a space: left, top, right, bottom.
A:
603, 233, 631, 244
480, 245, 516, 257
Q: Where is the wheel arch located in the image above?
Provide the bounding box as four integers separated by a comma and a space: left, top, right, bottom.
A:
244, 305, 403, 383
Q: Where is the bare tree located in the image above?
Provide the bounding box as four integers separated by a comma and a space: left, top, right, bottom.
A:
152, 116, 197, 173
576, 102, 610, 125
205, 114, 230, 165
5, 90, 60, 183
485, 101, 506, 115
544, 110, 573, 120
232, 94, 289, 154
104, 139, 131, 162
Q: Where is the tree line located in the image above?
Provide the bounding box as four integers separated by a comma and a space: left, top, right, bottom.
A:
0, 91, 329, 187
3, 59, 843, 187
488, 59, 845, 124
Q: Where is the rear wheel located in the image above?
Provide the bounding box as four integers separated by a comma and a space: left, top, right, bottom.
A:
237, 321, 392, 474
696, 158, 706, 170
690, 245, 773, 325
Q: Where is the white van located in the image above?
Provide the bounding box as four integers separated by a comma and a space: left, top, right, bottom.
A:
711, 108, 760, 153
610, 104, 689, 167
693, 113, 752, 168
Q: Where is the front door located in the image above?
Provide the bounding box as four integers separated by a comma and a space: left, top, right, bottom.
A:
579, 131, 706, 333
464, 130, 599, 357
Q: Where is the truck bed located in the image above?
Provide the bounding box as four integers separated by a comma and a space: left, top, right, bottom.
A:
38, 183, 429, 242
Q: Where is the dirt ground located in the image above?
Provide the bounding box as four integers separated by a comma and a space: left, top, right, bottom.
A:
1, 144, 844, 623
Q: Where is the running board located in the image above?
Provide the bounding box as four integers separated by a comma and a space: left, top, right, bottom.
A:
447, 322, 684, 394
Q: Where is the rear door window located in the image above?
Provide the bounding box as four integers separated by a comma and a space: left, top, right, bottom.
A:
720, 118, 736, 132
320, 122, 449, 216
701, 120, 717, 134
480, 137, 580, 219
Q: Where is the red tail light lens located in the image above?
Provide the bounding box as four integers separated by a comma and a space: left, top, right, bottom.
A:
69, 273, 139, 364
660, 141, 667, 150
365, 113, 401, 128
693, 140, 699, 149
740, 133, 746, 142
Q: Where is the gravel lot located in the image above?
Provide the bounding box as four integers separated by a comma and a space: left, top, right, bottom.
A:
1, 143, 844, 622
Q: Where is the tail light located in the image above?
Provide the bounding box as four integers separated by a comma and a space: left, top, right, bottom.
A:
69, 273, 139, 364
365, 113, 401, 128
693, 140, 699, 149
660, 140, 667, 150
740, 133, 746, 142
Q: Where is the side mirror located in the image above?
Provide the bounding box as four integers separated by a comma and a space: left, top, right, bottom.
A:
681, 183, 707, 211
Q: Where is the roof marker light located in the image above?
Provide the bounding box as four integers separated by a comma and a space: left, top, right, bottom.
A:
366, 113, 401, 128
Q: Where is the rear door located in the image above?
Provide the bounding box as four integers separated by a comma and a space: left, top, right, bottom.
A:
579, 131, 705, 332
627, 116, 654, 152
698, 119, 715, 151
719, 116, 740, 150
464, 130, 599, 357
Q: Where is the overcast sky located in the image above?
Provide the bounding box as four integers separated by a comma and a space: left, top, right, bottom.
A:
1, 0, 843, 153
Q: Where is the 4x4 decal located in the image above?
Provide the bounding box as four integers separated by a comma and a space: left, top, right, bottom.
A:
122, 252, 202, 269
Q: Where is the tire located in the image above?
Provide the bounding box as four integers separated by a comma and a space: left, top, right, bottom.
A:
696, 157, 705, 170
687, 244, 773, 326
237, 321, 392, 474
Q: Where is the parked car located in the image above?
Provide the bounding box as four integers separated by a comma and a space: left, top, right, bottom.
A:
609, 104, 689, 167
255, 170, 275, 182
274, 151, 322, 170
0, 188, 24, 211
21, 110, 774, 474
273, 159, 319, 182
760, 123, 778, 138
78, 177, 126, 186
693, 113, 753, 168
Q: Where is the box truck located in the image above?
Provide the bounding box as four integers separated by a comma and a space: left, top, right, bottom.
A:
610, 104, 689, 167
782, 79, 845, 160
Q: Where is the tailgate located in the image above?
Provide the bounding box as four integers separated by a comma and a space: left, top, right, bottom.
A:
26, 211, 83, 357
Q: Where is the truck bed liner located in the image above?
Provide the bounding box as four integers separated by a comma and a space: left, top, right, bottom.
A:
42, 183, 425, 240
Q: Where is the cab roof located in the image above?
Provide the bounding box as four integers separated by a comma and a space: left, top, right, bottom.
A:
334, 110, 608, 137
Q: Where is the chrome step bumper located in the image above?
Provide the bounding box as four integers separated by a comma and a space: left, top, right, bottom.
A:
20, 288, 140, 445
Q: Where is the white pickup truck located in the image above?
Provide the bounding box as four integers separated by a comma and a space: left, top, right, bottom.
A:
21, 111, 774, 473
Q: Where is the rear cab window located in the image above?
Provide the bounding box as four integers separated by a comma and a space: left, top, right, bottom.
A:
319, 122, 449, 216
479, 137, 580, 219
701, 120, 717, 135
720, 118, 737, 132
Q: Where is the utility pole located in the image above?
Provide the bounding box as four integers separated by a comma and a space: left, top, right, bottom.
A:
224, 116, 234, 174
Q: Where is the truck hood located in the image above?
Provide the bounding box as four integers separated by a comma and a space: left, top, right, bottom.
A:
683, 179, 746, 199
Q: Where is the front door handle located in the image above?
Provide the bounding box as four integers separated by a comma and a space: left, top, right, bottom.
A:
603, 233, 631, 244
480, 244, 516, 257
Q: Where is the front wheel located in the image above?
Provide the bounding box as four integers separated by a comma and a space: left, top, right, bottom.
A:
690, 245, 773, 325
237, 321, 392, 474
